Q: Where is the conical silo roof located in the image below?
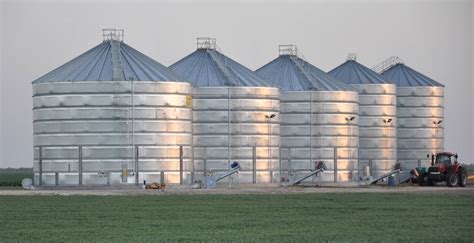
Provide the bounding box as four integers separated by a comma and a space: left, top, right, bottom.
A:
381, 63, 444, 87
33, 29, 185, 83
328, 57, 388, 84
170, 38, 270, 87
256, 45, 354, 91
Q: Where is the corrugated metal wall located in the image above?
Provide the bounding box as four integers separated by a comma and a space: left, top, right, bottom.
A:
353, 84, 397, 177
396, 86, 444, 167
192, 87, 280, 183
33, 81, 192, 185
280, 91, 359, 182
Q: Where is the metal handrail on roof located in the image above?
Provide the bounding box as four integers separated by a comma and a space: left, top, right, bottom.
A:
372, 56, 404, 74
103, 29, 124, 42
197, 37, 217, 50
347, 53, 357, 61
279, 45, 311, 61
279, 45, 298, 56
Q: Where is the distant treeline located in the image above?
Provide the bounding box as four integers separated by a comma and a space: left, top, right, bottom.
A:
0, 169, 32, 187
0, 168, 33, 172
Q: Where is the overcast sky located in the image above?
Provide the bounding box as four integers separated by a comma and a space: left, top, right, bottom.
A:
0, 0, 473, 168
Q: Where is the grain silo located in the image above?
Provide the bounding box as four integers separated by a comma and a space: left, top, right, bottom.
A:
170, 38, 280, 184
329, 54, 397, 177
32, 29, 192, 186
257, 45, 359, 183
376, 57, 444, 168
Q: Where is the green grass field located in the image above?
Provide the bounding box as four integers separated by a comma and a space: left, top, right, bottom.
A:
0, 193, 473, 242
0, 171, 32, 187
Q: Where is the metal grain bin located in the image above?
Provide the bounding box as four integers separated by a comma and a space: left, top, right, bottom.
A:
378, 57, 444, 168
329, 55, 397, 177
32, 29, 192, 186
257, 46, 359, 182
170, 38, 280, 184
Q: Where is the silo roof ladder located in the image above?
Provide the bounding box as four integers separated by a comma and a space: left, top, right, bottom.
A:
104, 29, 125, 81
280, 45, 316, 85
292, 55, 314, 82
201, 37, 239, 86
110, 41, 125, 81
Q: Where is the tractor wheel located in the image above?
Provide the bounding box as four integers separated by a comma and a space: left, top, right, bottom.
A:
458, 168, 468, 187
446, 173, 459, 187
427, 179, 436, 186
417, 175, 425, 186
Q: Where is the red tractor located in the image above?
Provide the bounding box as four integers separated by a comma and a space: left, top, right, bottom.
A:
413, 152, 468, 187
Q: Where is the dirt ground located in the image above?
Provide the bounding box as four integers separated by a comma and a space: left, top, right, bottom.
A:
1, 184, 473, 196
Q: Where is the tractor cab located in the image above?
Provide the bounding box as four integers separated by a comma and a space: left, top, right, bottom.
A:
432, 152, 457, 166
435, 153, 451, 165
